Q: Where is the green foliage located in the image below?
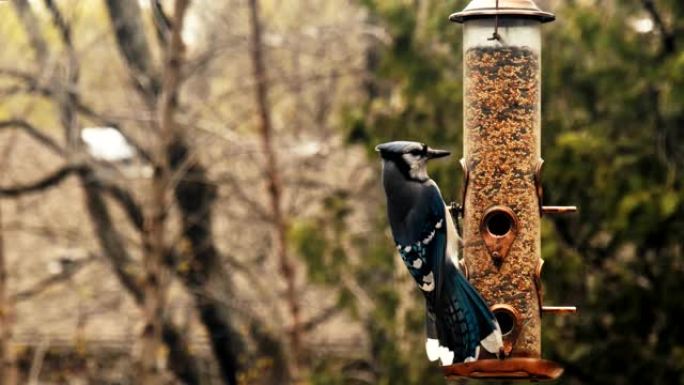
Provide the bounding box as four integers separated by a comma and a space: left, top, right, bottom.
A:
538, 4, 684, 383
290, 190, 353, 285
340, 0, 684, 384
346, 0, 468, 196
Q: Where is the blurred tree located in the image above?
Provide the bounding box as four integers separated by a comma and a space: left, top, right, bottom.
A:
1, 0, 239, 383
540, 1, 684, 384
248, 0, 303, 380
0, 1, 371, 384
0, 144, 18, 385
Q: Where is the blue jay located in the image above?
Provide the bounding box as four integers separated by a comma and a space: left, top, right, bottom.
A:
376, 141, 503, 365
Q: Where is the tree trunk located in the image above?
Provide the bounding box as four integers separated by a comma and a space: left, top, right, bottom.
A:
169, 136, 242, 385
79, 169, 203, 385
0, 203, 17, 385
248, 0, 303, 379
6, 2, 213, 384
104, 2, 243, 383
139, 1, 190, 383
0, 129, 17, 385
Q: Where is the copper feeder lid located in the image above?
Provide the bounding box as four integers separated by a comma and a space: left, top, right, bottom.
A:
450, 0, 555, 23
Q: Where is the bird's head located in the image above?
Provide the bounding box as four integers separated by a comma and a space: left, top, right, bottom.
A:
375, 141, 451, 182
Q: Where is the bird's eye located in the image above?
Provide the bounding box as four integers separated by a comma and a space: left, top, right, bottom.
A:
410, 149, 422, 156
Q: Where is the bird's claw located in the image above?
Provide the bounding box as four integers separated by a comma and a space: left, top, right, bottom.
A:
497, 347, 505, 360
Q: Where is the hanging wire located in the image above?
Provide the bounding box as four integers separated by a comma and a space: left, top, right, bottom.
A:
488, 0, 502, 41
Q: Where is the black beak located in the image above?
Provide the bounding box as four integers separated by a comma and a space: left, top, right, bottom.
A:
427, 147, 451, 159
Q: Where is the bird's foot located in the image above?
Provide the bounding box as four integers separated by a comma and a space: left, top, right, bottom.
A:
497, 347, 505, 360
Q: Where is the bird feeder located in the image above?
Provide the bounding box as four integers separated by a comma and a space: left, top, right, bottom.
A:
446, 0, 576, 381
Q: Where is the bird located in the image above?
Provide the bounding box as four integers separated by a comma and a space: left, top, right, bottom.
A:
376, 140, 503, 365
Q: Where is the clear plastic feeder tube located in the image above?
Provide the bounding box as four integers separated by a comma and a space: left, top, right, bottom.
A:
463, 18, 542, 159
461, 17, 544, 358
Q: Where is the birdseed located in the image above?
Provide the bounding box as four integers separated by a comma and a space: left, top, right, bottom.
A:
462, 45, 542, 357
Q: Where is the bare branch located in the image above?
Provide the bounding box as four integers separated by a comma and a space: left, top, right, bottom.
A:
220, 252, 286, 329
0, 122, 144, 229
340, 271, 375, 318
0, 68, 51, 97
0, 85, 27, 98
0, 165, 82, 198
0, 68, 153, 163
102, 182, 146, 232
159, 2, 242, 381
79, 169, 145, 301
79, 172, 146, 233
150, 0, 172, 47
641, 0, 676, 55
88, 193, 202, 385
11, 0, 48, 65
4, 2, 201, 383
12, 255, 96, 303
78, 169, 203, 385
300, 304, 342, 333
0, 120, 65, 156
160, 324, 202, 385
104, 0, 160, 99
137, 0, 191, 381
220, 175, 272, 223
43, 0, 73, 49
43, 0, 80, 147
249, 0, 303, 372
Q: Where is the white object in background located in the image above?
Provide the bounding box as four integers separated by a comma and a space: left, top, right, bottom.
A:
81, 127, 135, 162
630, 17, 654, 34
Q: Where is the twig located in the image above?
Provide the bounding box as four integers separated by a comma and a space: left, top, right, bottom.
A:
0, 165, 83, 198
220, 175, 272, 222
43, 0, 80, 147
104, 0, 160, 100
0, 67, 149, 157
27, 338, 48, 385
12, 255, 96, 303
80, 171, 145, 304
0, 120, 65, 157
101, 182, 146, 231
43, 0, 74, 49
150, 0, 172, 46
300, 304, 342, 332
11, 0, 48, 65
641, 0, 676, 55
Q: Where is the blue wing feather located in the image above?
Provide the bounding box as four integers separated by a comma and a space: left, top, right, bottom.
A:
394, 182, 501, 363
396, 184, 447, 302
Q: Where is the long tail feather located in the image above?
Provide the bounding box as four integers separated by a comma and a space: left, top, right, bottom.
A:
425, 338, 441, 362
453, 271, 503, 355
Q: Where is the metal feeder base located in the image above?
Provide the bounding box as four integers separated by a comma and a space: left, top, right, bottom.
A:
443, 358, 563, 382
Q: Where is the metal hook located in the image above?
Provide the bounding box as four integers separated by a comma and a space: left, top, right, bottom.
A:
487, 0, 502, 42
